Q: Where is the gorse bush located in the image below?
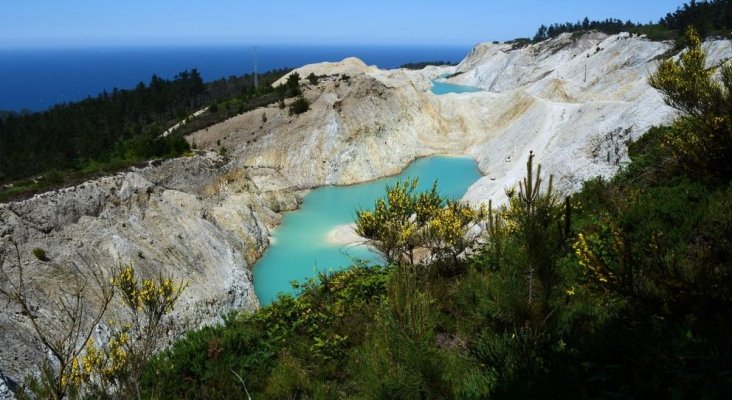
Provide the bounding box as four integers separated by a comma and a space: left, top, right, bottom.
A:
649, 27, 732, 183
0, 253, 185, 400
355, 178, 485, 268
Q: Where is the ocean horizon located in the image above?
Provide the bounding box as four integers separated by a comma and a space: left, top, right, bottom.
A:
0, 44, 471, 112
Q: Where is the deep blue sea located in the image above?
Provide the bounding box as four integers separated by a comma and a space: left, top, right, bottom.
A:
0, 45, 470, 112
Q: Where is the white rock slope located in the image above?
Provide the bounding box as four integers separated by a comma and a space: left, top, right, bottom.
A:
192, 32, 730, 206
0, 154, 299, 382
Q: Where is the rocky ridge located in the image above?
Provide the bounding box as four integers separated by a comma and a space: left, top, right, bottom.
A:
2, 31, 731, 385
0, 153, 299, 382
193, 32, 730, 206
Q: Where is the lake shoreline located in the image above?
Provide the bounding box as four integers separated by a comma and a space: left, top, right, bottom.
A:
251, 154, 483, 305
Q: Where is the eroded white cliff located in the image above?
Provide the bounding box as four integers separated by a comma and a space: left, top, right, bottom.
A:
0, 154, 299, 381
193, 32, 731, 207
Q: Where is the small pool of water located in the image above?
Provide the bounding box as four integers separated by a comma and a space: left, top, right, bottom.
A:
253, 156, 482, 305
431, 81, 482, 95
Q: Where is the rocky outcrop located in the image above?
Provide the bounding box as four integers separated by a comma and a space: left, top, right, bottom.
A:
0, 369, 15, 400
192, 32, 731, 206
0, 153, 299, 383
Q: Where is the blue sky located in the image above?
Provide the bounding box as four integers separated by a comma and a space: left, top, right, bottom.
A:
0, 0, 689, 48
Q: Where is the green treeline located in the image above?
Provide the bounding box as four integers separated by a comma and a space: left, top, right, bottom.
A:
399, 61, 457, 70
533, 18, 641, 42
0, 70, 205, 184
138, 29, 732, 399
533, 0, 732, 43
0, 67, 291, 198
661, 0, 732, 37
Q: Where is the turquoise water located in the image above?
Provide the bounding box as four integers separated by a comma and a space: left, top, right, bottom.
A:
253, 156, 482, 305
431, 81, 482, 95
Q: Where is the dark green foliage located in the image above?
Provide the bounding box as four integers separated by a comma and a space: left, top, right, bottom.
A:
531, 1, 732, 44
0, 70, 203, 185
351, 266, 450, 399
0, 67, 291, 202
205, 68, 289, 102
276, 72, 302, 98
143, 265, 387, 399
32, 247, 48, 261
533, 18, 639, 42
507, 38, 532, 50
288, 96, 310, 116
399, 61, 457, 70
306, 72, 318, 85
661, 0, 732, 39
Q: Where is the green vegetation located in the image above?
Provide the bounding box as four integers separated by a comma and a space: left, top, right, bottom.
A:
4, 2, 732, 395
355, 179, 485, 268
0, 71, 204, 185
532, 0, 732, 44
288, 96, 310, 116
307, 72, 319, 85
32, 247, 48, 261
135, 28, 732, 399
0, 67, 293, 203
648, 27, 732, 182
169, 70, 299, 139
399, 61, 457, 70
533, 18, 652, 42
142, 265, 387, 399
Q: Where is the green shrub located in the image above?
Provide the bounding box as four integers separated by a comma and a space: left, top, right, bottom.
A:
649, 28, 732, 183
351, 265, 450, 399
142, 265, 387, 398
288, 96, 310, 115
32, 247, 48, 261
307, 72, 318, 85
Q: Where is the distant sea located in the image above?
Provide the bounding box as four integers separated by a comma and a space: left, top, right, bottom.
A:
0, 45, 470, 112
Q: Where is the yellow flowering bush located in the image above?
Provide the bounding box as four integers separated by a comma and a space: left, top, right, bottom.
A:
355, 179, 439, 265
649, 27, 732, 181
356, 178, 485, 267
73, 265, 187, 399
424, 200, 487, 265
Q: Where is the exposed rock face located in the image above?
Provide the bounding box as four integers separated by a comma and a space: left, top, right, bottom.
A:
0, 153, 298, 382
0, 369, 14, 400
2, 31, 731, 385
192, 33, 730, 206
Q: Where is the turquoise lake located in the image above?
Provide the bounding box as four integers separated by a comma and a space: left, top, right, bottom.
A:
431, 81, 482, 95
253, 156, 482, 305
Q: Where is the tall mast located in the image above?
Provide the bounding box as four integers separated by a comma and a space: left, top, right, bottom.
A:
253, 46, 258, 89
